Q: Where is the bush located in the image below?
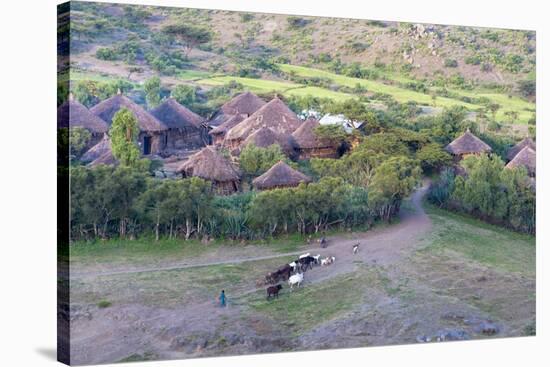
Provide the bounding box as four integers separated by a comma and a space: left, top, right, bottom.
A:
97, 300, 112, 308
444, 59, 458, 68
95, 47, 117, 60
287, 16, 310, 29
464, 55, 481, 65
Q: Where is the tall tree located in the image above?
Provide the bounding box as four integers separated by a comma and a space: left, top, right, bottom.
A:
162, 24, 212, 58
144, 76, 162, 109
110, 108, 140, 167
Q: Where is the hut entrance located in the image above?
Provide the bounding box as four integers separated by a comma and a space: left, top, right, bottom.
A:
143, 136, 152, 155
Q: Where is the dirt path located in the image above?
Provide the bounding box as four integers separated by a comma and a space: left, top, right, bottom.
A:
72, 181, 431, 280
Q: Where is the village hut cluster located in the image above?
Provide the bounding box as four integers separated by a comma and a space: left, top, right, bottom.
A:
60, 89, 535, 194
61, 90, 345, 194
445, 129, 536, 182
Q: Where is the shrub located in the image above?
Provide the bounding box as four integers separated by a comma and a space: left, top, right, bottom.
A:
287, 16, 310, 29
95, 47, 117, 60
444, 59, 458, 68
464, 55, 481, 65
97, 300, 112, 308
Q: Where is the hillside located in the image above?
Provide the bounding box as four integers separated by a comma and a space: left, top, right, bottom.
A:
59, 2, 536, 132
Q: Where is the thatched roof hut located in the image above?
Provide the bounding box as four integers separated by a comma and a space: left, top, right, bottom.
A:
209, 92, 266, 127
176, 147, 241, 194
445, 130, 492, 157
506, 146, 536, 177
292, 116, 340, 159
241, 126, 295, 156
150, 97, 203, 129
89, 149, 116, 167
225, 97, 302, 149
81, 135, 112, 163
507, 137, 535, 161
209, 114, 247, 145
90, 91, 167, 132
252, 161, 311, 190
150, 98, 206, 150
57, 94, 109, 133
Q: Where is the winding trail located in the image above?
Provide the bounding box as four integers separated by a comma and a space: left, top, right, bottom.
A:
72, 181, 431, 279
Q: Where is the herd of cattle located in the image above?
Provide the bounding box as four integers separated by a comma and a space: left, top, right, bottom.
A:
264, 253, 336, 300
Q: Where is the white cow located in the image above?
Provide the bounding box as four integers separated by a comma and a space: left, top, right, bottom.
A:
289, 261, 298, 272
312, 254, 321, 265
288, 273, 304, 289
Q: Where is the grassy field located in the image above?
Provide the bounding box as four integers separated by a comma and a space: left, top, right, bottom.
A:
244, 269, 371, 335
70, 234, 310, 268
196, 75, 299, 93
277, 63, 534, 124
421, 204, 535, 277
278, 64, 479, 109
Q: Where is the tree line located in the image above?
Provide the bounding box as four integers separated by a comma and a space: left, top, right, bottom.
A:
69, 164, 414, 242
428, 154, 535, 234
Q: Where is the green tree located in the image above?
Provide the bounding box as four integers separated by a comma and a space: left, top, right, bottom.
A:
110, 108, 140, 167
369, 156, 421, 221
162, 24, 212, 58
416, 143, 452, 173
69, 127, 91, 157
239, 144, 287, 177
451, 154, 507, 220
171, 84, 196, 106
144, 76, 162, 109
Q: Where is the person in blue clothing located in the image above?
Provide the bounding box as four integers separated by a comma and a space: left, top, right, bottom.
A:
219, 289, 226, 307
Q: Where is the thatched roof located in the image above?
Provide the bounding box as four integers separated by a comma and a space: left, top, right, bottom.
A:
252, 161, 311, 190
445, 130, 492, 155
507, 137, 535, 161
57, 94, 109, 133
81, 135, 112, 163
242, 126, 295, 155
225, 97, 302, 141
89, 149, 116, 167
209, 114, 246, 136
90, 92, 167, 132
176, 146, 240, 182
150, 98, 203, 130
292, 116, 336, 149
209, 92, 266, 127
506, 146, 536, 176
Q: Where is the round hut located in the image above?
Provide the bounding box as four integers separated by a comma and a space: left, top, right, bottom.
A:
506, 146, 536, 177
57, 94, 109, 148
208, 91, 266, 128
89, 148, 116, 167
176, 147, 241, 195
240, 126, 295, 157
444, 129, 492, 161
292, 116, 340, 159
90, 90, 167, 155
252, 161, 311, 190
209, 114, 247, 146
81, 135, 112, 163
506, 137, 535, 162
150, 97, 206, 151
224, 97, 302, 151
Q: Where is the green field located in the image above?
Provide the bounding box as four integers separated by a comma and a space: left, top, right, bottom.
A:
277, 64, 534, 124
278, 64, 479, 109
422, 205, 535, 277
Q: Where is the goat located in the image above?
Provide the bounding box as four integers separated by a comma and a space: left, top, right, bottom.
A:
288, 272, 304, 289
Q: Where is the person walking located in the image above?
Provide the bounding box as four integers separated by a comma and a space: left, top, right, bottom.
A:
219, 289, 226, 307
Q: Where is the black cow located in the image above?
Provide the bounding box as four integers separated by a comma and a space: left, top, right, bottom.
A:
277, 264, 293, 280
298, 256, 316, 271
267, 284, 283, 300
